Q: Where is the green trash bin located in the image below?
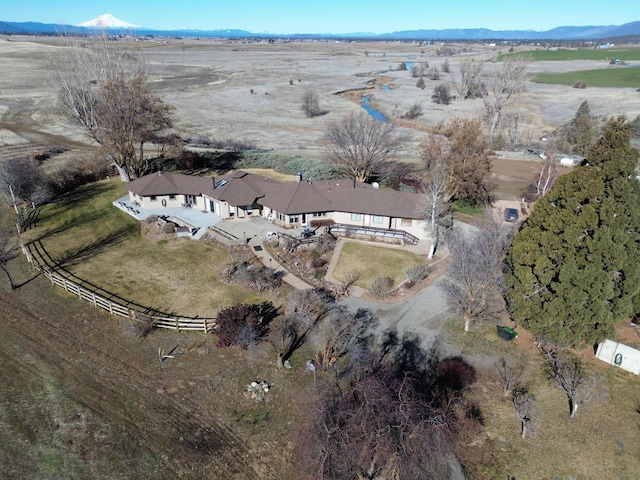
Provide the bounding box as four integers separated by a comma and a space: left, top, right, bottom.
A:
497, 326, 518, 341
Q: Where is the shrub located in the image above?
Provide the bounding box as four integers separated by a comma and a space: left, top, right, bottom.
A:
416, 76, 425, 89
214, 302, 274, 348
315, 234, 336, 254
311, 258, 327, 268
432, 84, 452, 105
301, 89, 325, 117
572, 80, 588, 89
236, 152, 338, 180
231, 261, 282, 292
367, 276, 394, 298
162, 222, 176, 234
406, 264, 431, 284
410, 62, 428, 78
435, 356, 477, 402
175, 151, 205, 170
403, 102, 423, 120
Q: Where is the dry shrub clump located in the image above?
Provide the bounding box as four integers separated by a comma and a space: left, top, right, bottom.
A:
368, 276, 394, 298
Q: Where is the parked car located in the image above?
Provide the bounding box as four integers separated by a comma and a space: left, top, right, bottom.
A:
504, 208, 519, 222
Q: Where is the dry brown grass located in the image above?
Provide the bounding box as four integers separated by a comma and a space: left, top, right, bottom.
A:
443, 320, 640, 480
21, 179, 275, 317
332, 241, 425, 289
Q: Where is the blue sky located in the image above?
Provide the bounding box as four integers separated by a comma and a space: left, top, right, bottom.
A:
2, 0, 637, 33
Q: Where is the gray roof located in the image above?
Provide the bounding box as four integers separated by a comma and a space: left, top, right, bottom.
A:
209, 172, 423, 219
129, 171, 424, 219
208, 171, 266, 206
127, 171, 212, 196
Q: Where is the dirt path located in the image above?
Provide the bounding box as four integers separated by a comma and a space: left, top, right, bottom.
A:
0, 281, 263, 479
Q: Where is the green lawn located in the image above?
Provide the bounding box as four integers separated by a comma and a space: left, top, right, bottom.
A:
500, 48, 640, 62
22, 179, 272, 317
532, 66, 640, 88
332, 241, 425, 289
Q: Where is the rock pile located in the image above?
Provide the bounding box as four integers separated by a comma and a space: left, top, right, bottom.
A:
244, 381, 270, 402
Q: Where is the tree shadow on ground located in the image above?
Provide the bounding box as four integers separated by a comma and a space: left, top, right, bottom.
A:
55, 226, 133, 269
25, 210, 105, 243
52, 182, 115, 211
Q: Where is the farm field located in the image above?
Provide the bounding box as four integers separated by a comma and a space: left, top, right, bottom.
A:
533, 66, 640, 87
1, 35, 640, 479
502, 47, 640, 61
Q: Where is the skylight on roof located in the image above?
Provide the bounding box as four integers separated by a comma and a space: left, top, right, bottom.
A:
215, 179, 228, 188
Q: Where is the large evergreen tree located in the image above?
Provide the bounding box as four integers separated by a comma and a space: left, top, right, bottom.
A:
566, 100, 595, 156
505, 116, 640, 346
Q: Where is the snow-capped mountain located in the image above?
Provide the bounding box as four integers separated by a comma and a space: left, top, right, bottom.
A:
76, 14, 140, 29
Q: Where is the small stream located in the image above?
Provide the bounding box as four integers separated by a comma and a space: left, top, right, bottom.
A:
362, 95, 388, 123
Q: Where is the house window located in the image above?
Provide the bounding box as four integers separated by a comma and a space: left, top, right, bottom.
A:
401, 218, 412, 227
313, 212, 327, 218
246, 205, 253, 215
351, 213, 361, 221
169, 194, 176, 200
289, 214, 300, 224
372, 215, 384, 224
277, 212, 285, 221
150, 195, 157, 202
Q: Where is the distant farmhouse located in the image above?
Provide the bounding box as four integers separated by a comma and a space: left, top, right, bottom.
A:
126, 171, 428, 243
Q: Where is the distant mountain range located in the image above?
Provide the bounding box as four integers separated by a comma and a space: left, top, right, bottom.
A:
1, 14, 639, 41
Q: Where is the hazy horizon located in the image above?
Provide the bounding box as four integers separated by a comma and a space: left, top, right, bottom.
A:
2, 0, 637, 34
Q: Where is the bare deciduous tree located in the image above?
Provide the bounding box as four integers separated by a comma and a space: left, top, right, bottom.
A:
512, 385, 536, 438
0, 223, 19, 289
525, 155, 558, 201
51, 33, 173, 182
0, 156, 50, 209
483, 55, 530, 143
295, 363, 456, 479
452, 58, 484, 99
301, 89, 324, 117
441, 211, 513, 332
313, 307, 376, 370
495, 357, 524, 397
421, 169, 452, 259
410, 62, 428, 77
270, 288, 334, 367
543, 349, 607, 418
322, 112, 407, 182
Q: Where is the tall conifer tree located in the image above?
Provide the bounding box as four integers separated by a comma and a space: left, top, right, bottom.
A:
505, 116, 640, 346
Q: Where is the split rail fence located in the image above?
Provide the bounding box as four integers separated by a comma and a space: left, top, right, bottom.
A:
21, 240, 215, 333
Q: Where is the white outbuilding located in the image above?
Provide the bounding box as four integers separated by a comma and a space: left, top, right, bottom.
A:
595, 339, 640, 375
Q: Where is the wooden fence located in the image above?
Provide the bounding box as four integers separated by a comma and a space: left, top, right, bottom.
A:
21, 241, 215, 333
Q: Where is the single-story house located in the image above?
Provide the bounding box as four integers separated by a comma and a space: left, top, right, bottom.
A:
127, 171, 212, 210
126, 170, 429, 242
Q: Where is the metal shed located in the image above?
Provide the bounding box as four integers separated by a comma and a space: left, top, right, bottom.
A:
595, 340, 640, 375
